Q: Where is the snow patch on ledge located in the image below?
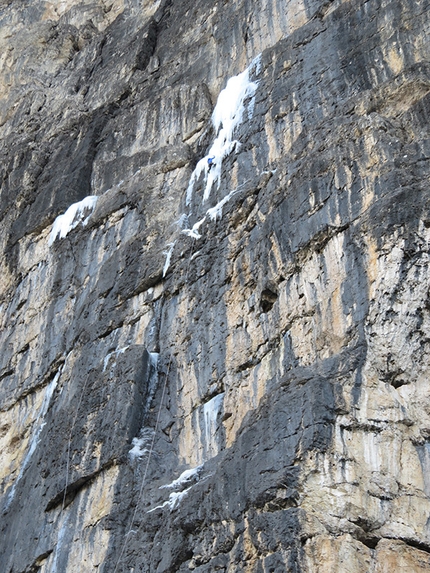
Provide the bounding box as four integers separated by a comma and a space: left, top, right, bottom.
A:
48, 196, 98, 245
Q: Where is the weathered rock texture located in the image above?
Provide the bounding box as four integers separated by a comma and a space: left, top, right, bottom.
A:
1, 0, 430, 571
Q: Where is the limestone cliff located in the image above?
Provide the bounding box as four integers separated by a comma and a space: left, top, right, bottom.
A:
1, 0, 430, 571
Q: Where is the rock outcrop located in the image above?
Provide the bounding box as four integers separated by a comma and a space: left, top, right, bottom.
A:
1, 0, 430, 571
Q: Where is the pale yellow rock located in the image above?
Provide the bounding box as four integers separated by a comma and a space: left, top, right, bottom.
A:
375, 539, 430, 573
303, 534, 373, 573
0, 381, 56, 496
39, 465, 118, 572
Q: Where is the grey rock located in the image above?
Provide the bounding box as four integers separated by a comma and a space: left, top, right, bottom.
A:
1, 0, 430, 571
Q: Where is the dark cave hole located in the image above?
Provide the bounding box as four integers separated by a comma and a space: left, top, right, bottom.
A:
260, 288, 278, 313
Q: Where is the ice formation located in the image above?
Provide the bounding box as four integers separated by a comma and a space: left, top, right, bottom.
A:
181, 216, 206, 240
186, 55, 261, 206
129, 428, 154, 460
147, 488, 192, 513
203, 393, 225, 459
160, 465, 203, 489
206, 188, 238, 221
48, 196, 98, 245
162, 241, 176, 277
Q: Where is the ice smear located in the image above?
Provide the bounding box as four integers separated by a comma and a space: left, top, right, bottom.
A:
103, 346, 130, 372
186, 55, 261, 206
181, 216, 206, 240
203, 393, 225, 459
51, 513, 69, 573
175, 213, 189, 229
207, 188, 237, 221
162, 241, 176, 277
5, 370, 61, 509
160, 465, 203, 489
181, 190, 238, 240
48, 196, 98, 245
147, 488, 192, 513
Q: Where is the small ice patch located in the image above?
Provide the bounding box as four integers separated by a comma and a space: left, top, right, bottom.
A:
181, 216, 206, 240
160, 465, 203, 490
175, 213, 189, 229
182, 227, 201, 240
149, 352, 159, 367
48, 196, 98, 245
103, 346, 130, 372
129, 437, 151, 459
129, 428, 154, 460
162, 241, 176, 277
103, 352, 114, 372
147, 488, 191, 513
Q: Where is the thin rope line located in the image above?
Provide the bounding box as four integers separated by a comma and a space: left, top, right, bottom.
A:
112, 357, 171, 573
113, 236, 196, 573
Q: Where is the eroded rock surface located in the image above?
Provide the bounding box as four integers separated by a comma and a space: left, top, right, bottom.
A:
1, 0, 430, 571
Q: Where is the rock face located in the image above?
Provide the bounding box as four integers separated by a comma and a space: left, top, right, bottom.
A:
1, 0, 430, 571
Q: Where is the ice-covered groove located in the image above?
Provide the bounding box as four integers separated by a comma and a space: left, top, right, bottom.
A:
162, 241, 176, 277
50, 512, 70, 573
160, 465, 203, 489
129, 354, 159, 460
4, 369, 61, 509
149, 352, 159, 367
48, 196, 98, 245
145, 352, 159, 411
186, 54, 262, 206
203, 393, 225, 460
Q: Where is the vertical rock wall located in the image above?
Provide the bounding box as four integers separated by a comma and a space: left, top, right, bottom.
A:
1, 0, 430, 571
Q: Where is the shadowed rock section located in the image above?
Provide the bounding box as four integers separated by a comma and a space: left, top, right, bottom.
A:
1, 0, 430, 572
